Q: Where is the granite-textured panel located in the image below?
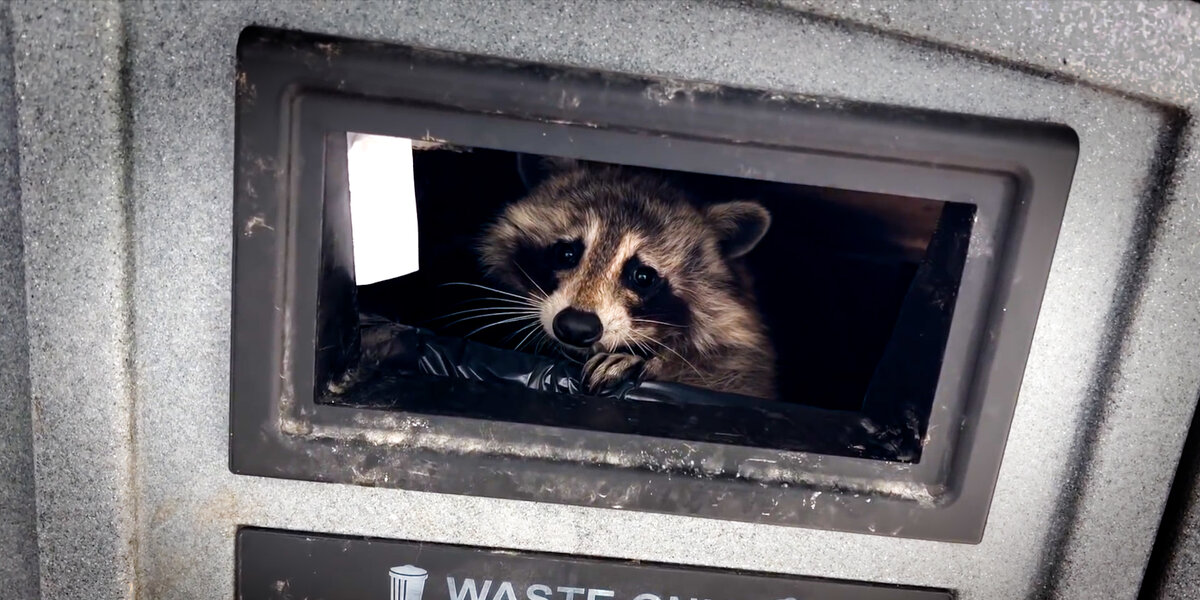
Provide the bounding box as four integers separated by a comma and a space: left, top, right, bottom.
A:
7, 1, 1198, 599
10, 1, 137, 598
0, 2, 40, 598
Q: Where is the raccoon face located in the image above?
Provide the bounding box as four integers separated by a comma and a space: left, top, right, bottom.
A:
479, 165, 770, 358
531, 223, 693, 354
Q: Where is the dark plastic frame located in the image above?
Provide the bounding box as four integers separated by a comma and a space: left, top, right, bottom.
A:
230, 26, 1078, 543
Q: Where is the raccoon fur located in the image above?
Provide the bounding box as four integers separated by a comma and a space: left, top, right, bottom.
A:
478, 161, 777, 399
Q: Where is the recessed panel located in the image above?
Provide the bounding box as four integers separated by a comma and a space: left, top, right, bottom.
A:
230, 26, 1078, 542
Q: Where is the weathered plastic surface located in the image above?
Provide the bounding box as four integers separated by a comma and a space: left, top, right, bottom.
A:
7, 2, 1198, 600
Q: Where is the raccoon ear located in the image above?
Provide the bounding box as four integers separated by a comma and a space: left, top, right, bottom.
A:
516, 153, 582, 191
705, 201, 771, 259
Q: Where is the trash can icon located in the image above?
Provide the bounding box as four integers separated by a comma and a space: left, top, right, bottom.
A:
389, 565, 428, 600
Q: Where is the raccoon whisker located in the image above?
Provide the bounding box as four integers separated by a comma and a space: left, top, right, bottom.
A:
621, 331, 653, 357
501, 319, 541, 343
443, 310, 540, 328
627, 330, 660, 361
463, 315, 541, 339
518, 328, 547, 350
441, 282, 535, 304
435, 305, 540, 320
631, 329, 707, 382
458, 294, 540, 308
446, 309, 540, 328
632, 318, 685, 329
626, 336, 653, 358
505, 319, 541, 342
513, 262, 549, 301
513, 323, 544, 351
534, 333, 550, 356
436, 307, 540, 321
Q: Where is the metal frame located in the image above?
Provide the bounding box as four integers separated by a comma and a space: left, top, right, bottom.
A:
230, 26, 1078, 543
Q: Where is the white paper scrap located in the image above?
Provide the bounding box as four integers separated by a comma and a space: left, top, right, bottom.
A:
346, 133, 420, 285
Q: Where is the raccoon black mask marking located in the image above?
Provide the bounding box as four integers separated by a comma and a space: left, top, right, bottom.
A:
478, 160, 777, 399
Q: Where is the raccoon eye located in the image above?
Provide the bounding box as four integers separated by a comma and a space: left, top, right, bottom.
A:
550, 240, 582, 270
631, 266, 659, 290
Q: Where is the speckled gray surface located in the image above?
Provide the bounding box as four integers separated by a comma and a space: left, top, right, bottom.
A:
784, 0, 1200, 105
770, 3, 1200, 597
1152, 426, 1200, 600
0, 2, 39, 598
7, 1, 1200, 599
9, 1, 137, 599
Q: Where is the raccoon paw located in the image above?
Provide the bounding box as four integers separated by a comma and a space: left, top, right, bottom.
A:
583, 353, 652, 394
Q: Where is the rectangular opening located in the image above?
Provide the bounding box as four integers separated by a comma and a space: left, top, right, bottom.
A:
230, 26, 1079, 542
318, 133, 974, 462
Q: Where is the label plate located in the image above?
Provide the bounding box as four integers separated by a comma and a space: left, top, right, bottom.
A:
237, 528, 951, 600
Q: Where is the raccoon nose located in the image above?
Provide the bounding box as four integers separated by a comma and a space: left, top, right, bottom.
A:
553, 308, 603, 347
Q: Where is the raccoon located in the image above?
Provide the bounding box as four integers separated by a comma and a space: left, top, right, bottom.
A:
478, 161, 777, 399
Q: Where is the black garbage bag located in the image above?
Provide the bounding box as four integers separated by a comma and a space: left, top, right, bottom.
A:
356, 314, 583, 395
345, 313, 769, 408
321, 313, 917, 458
